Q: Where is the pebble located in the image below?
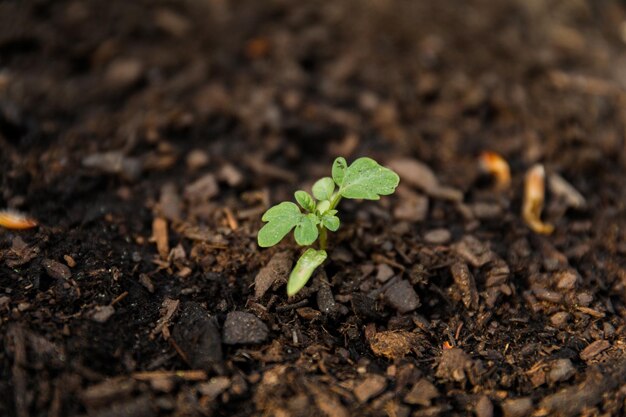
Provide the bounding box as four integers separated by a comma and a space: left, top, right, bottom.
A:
186, 149, 210, 171
555, 270, 579, 290
550, 311, 570, 328
42, 258, 71, 280
105, 58, 143, 89
82, 151, 142, 181
471, 202, 502, 219
501, 397, 533, 417
218, 164, 244, 187
424, 228, 451, 244
353, 374, 387, 403
436, 348, 470, 382
317, 280, 338, 315
197, 377, 231, 401
223, 311, 268, 345
475, 395, 493, 417
159, 183, 182, 221
384, 280, 420, 314
90, 305, 115, 323
548, 359, 575, 383
376, 264, 395, 283
184, 173, 219, 203
404, 378, 439, 406
172, 302, 223, 370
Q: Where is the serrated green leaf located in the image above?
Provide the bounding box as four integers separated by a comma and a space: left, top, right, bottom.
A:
287, 249, 327, 296
316, 200, 331, 214
322, 215, 340, 231
258, 202, 302, 247
295, 190, 316, 212
294, 213, 319, 245
312, 177, 335, 200
326, 209, 338, 216
332, 157, 347, 186
339, 157, 400, 200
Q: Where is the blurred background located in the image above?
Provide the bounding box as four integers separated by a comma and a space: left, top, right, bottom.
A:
1, 0, 625, 202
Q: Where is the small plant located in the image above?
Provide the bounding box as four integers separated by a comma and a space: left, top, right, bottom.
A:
258, 157, 400, 296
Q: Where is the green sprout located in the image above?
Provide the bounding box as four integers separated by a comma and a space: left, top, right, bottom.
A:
258, 157, 400, 296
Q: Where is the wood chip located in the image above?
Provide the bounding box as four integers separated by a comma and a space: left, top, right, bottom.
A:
580, 340, 610, 361
353, 374, 387, 403
152, 217, 169, 260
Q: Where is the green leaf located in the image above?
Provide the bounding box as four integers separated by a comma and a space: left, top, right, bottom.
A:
339, 157, 400, 200
332, 157, 347, 186
295, 190, 316, 212
294, 213, 319, 245
287, 249, 327, 296
321, 215, 340, 231
312, 177, 335, 200
316, 200, 331, 214
258, 202, 302, 247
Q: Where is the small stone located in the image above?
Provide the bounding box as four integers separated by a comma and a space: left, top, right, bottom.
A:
317, 281, 338, 315
554, 270, 578, 290
404, 378, 439, 406
471, 202, 502, 219
548, 359, 575, 383
186, 149, 210, 171
223, 311, 268, 345
172, 302, 222, 370
436, 348, 470, 382
159, 182, 182, 221
105, 58, 143, 89
424, 229, 451, 244
550, 312, 570, 328
184, 173, 219, 203
197, 377, 230, 400
42, 259, 71, 280
580, 340, 610, 361
475, 395, 493, 417
353, 374, 387, 403
384, 280, 420, 314
90, 305, 115, 323
376, 264, 395, 283
218, 164, 244, 187
501, 397, 533, 417
576, 292, 593, 306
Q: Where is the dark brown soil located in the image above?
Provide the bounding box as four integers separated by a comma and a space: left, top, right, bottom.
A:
2, 1, 626, 416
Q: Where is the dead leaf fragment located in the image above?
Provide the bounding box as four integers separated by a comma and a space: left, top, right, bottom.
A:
369, 330, 420, 360
479, 151, 511, 190
152, 217, 169, 260
523, 164, 554, 234
254, 251, 292, 299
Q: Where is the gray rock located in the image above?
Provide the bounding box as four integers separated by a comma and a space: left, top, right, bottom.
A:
172, 302, 222, 370
223, 311, 268, 345
384, 280, 420, 314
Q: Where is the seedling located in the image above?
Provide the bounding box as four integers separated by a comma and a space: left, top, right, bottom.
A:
258, 157, 400, 296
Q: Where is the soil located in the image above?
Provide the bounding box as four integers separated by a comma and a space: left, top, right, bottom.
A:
2, 1, 626, 416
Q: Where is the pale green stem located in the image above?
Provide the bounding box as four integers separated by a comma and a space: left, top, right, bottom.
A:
319, 226, 327, 250
318, 190, 342, 251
